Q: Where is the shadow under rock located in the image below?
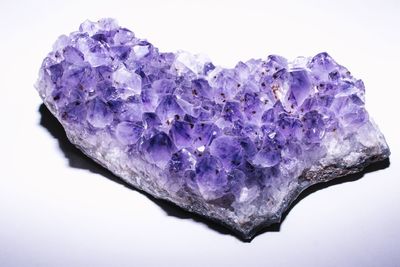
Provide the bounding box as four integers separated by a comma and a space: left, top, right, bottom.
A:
38, 103, 390, 242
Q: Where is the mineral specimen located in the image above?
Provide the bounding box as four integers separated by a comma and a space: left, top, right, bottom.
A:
36, 18, 390, 239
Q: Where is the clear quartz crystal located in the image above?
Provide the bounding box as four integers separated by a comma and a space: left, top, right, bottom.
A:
36, 18, 390, 239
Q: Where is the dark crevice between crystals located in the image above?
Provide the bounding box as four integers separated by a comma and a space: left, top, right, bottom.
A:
38, 103, 390, 241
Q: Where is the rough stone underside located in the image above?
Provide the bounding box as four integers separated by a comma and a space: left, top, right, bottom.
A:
36, 18, 390, 239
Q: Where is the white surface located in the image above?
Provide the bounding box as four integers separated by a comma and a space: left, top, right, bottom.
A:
1, 0, 399, 266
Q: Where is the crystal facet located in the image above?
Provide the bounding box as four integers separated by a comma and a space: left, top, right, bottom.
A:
36, 18, 390, 239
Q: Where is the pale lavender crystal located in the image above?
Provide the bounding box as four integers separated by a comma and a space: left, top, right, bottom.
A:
36, 18, 390, 239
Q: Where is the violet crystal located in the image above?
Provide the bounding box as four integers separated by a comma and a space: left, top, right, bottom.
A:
36, 19, 390, 239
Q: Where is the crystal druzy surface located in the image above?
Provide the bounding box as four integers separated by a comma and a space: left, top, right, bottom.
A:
36, 18, 390, 239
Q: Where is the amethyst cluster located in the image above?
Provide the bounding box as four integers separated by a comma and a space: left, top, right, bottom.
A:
36, 18, 390, 239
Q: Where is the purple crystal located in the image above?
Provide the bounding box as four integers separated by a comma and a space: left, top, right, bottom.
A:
169, 120, 193, 149
156, 95, 184, 121
142, 131, 176, 168
115, 121, 143, 145
209, 136, 243, 170
195, 153, 228, 200
36, 18, 390, 240
288, 70, 311, 107
86, 98, 113, 128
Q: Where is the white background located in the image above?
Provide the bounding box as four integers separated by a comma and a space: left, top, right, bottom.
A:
1, 0, 399, 266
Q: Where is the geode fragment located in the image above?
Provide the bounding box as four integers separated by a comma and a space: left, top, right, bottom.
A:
36, 18, 390, 239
